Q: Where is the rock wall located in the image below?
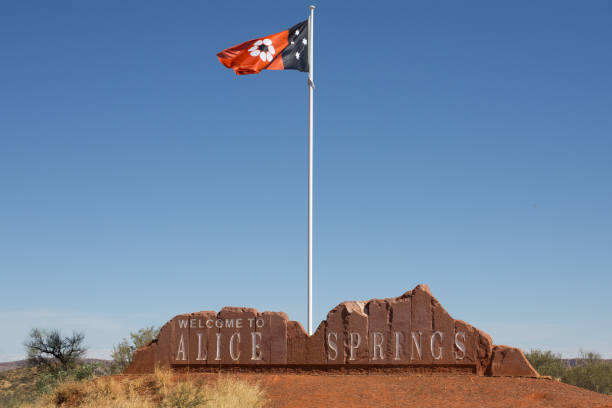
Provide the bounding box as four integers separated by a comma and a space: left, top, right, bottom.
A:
125, 284, 537, 377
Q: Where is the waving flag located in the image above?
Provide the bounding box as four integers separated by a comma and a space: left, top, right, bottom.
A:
216, 7, 317, 337
217, 20, 309, 75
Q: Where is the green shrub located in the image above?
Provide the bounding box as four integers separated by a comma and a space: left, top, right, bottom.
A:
160, 382, 208, 408
562, 351, 611, 395
526, 349, 611, 395
35, 367, 71, 395
73, 362, 109, 381
525, 349, 566, 379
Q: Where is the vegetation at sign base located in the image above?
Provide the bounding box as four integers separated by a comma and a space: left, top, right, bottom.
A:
1, 327, 267, 407
0, 362, 110, 408
526, 349, 612, 395
13, 366, 268, 408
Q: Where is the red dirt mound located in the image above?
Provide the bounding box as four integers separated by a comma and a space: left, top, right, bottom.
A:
175, 372, 611, 408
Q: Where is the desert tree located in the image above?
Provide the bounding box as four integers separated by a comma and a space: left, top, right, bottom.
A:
24, 328, 87, 370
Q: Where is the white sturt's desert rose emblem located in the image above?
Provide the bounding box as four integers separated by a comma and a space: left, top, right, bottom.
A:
249, 39, 275, 62
217, 19, 308, 74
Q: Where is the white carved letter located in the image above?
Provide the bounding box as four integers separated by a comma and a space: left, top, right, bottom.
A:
196, 333, 207, 361
349, 332, 361, 361
431, 331, 443, 360
410, 331, 423, 360
251, 332, 263, 361
327, 332, 338, 361
229, 332, 241, 361
215, 333, 222, 361
176, 334, 187, 361
372, 332, 384, 360
394, 331, 402, 361
454, 331, 466, 360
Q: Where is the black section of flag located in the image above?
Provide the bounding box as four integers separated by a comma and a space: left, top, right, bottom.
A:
282, 20, 308, 72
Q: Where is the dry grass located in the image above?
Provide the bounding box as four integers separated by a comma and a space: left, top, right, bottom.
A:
200, 376, 267, 408
19, 367, 267, 408
0, 367, 41, 408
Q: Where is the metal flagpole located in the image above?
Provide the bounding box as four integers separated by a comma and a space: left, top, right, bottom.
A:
307, 5, 315, 336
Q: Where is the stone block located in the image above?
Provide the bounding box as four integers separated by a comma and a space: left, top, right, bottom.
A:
366, 300, 391, 364
306, 322, 326, 364
286, 321, 308, 365
187, 311, 217, 365
325, 304, 345, 364
390, 298, 411, 364
217, 307, 259, 365
411, 285, 433, 331
258, 311, 288, 365
432, 300, 455, 364
163, 314, 191, 366
344, 302, 369, 364
488, 346, 538, 377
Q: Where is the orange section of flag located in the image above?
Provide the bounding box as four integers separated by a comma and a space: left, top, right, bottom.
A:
217, 30, 289, 75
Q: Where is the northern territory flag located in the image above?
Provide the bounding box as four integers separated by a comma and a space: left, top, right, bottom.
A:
217, 20, 308, 75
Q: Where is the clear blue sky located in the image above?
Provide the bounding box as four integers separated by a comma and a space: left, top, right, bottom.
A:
1, 1, 611, 361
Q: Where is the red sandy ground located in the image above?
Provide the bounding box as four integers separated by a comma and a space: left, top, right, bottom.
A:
179, 373, 612, 408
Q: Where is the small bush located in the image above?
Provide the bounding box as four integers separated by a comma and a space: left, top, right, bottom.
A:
73, 363, 98, 381
160, 382, 208, 408
35, 367, 71, 395
526, 349, 611, 395
562, 351, 611, 395
525, 349, 566, 379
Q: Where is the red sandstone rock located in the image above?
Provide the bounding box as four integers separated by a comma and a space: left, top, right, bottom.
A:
187, 311, 217, 365
366, 299, 390, 364
488, 345, 539, 377
432, 299, 455, 364
259, 311, 288, 365
345, 302, 369, 364
454, 319, 493, 375
218, 307, 258, 365
390, 297, 411, 364
325, 303, 345, 364
286, 321, 308, 365
305, 322, 326, 364
164, 313, 191, 366
411, 285, 433, 331
124, 342, 155, 374
125, 284, 533, 378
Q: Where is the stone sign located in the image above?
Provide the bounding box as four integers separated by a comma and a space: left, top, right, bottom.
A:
126, 284, 538, 377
